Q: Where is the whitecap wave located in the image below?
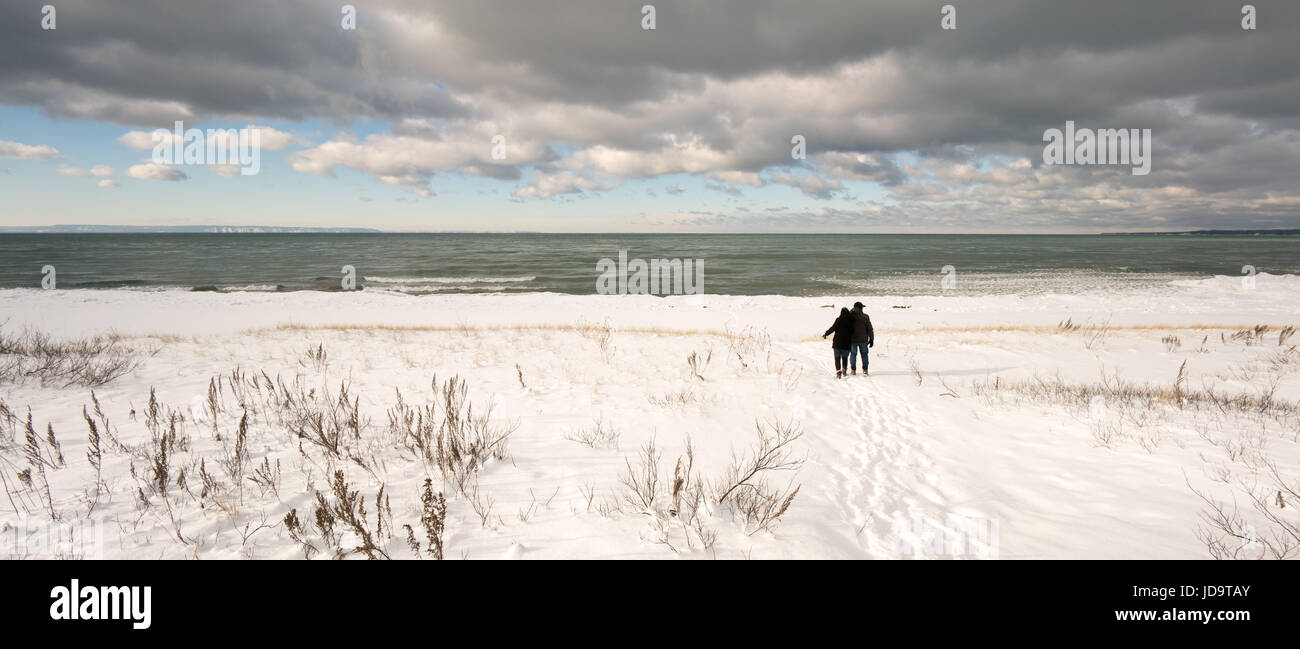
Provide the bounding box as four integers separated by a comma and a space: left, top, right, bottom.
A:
1169, 272, 1299, 289
812, 270, 1199, 297
219, 284, 281, 292
364, 275, 536, 285
366, 284, 547, 295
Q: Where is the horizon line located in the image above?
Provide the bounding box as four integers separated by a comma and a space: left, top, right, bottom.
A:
2, 225, 1300, 236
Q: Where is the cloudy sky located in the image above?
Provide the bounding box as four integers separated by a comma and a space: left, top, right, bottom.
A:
1, 0, 1298, 232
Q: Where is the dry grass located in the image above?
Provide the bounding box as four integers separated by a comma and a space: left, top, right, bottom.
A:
687, 349, 712, 381
970, 358, 1299, 559
566, 416, 621, 450
725, 325, 772, 370
972, 371, 1298, 422
647, 387, 701, 409
388, 376, 516, 495
615, 419, 806, 551
0, 355, 520, 558
617, 436, 717, 552
576, 319, 616, 363
715, 419, 805, 535
268, 322, 732, 338
0, 328, 147, 387
795, 322, 1300, 344
1189, 459, 1300, 560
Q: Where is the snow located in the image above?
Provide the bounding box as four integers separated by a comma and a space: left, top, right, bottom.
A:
1, 273, 1298, 559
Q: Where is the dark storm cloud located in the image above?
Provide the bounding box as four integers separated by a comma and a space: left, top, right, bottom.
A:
0, 0, 467, 125
3, 0, 1299, 226
6, 1, 1296, 124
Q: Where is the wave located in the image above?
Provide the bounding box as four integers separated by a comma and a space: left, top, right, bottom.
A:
107, 285, 186, 293
811, 270, 1201, 297
220, 284, 283, 293
365, 284, 549, 295
364, 275, 536, 285
1169, 272, 1299, 289
66, 279, 152, 288
11, 272, 1299, 298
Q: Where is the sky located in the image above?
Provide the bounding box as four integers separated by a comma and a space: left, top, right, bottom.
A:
1, 0, 1298, 233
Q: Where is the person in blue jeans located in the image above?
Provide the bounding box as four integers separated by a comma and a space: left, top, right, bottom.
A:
823, 307, 855, 378
848, 301, 875, 376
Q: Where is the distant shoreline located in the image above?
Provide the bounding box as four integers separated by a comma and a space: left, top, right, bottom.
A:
0, 225, 383, 233
1, 226, 1298, 235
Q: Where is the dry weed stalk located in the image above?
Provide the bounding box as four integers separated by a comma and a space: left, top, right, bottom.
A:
716, 419, 805, 535
566, 416, 620, 450
391, 376, 515, 494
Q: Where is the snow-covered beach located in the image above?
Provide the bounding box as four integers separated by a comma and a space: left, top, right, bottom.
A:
3, 274, 1299, 559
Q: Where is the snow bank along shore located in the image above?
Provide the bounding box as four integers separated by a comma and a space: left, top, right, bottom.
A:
1, 273, 1298, 559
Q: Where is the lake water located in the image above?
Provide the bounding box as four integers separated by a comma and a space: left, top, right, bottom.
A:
1, 233, 1295, 296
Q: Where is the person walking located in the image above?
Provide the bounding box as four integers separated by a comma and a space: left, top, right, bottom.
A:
849, 301, 874, 376
823, 307, 855, 378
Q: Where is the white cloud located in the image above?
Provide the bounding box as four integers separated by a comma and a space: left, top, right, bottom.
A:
708, 171, 764, 186
574, 140, 732, 178
125, 163, 188, 181
769, 172, 844, 199
249, 126, 302, 150
90, 165, 114, 177
513, 170, 619, 199
118, 130, 168, 150
56, 165, 87, 177
120, 126, 301, 152
97, 179, 119, 189
290, 126, 553, 185
0, 140, 60, 161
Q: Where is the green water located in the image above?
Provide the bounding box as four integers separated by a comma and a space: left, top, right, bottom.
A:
0, 233, 1295, 296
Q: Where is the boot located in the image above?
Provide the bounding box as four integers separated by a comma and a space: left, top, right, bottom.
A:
851, 369, 857, 375
836, 370, 843, 378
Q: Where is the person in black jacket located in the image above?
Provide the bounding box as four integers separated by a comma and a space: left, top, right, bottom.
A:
849, 301, 875, 376
823, 307, 854, 378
